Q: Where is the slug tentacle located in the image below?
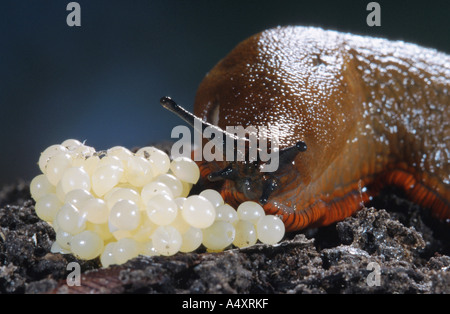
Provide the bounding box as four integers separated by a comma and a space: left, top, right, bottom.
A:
278, 141, 307, 167
160, 96, 225, 139
208, 164, 238, 182
260, 176, 279, 204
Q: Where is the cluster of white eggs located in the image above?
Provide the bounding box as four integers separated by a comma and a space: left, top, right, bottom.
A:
30, 139, 285, 267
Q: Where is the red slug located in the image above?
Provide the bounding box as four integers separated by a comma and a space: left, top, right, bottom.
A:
161, 26, 450, 231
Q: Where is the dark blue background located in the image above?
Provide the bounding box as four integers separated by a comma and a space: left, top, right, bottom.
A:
1, 0, 449, 185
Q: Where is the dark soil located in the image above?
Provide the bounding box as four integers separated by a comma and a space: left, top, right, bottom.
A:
0, 181, 448, 294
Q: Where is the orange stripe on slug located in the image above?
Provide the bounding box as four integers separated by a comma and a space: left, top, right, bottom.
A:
380, 169, 450, 220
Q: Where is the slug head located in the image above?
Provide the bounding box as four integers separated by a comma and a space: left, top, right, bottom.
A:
160, 96, 307, 205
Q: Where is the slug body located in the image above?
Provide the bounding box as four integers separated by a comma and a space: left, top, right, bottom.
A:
188, 26, 450, 231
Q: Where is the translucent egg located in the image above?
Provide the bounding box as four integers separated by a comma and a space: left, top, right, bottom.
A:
105, 187, 141, 209
126, 155, 154, 187
70, 230, 103, 260
170, 157, 200, 184
114, 238, 139, 264
101, 242, 117, 268
182, 195, 216, 228
50, 242, 70, 254
38, 144, 68, 174
131, 217, 157, 242
64, 189, 93, 208
34, 193, 63, 222
148, 149, 171, 176
152, 226, 182, 256
156, 174, 183, 198
146, 194, 178, 225
237, 201, 265, 224
256, 215, 285, 245
136, 147, 170, 176
30, 174, 55, 201
141, 181, 173, 205
60, 167, 91, 194
98, 156, 124, 171
105, 149, 131, 183
139, 240, 159, 257
109, 199, 141, 231
233, 220, 257, 248
107, 146, 133, 164
86, 222, 113, 241
91, 164, 123, 197
202, 221, 235, 251
56, 229, 73, 250
215, 204, 239, 225
73, 144, 96, 158
46, 153, 73, 185
169, 208, 191, 234
135, 146, 157, 158
71, 155, 86, 169
61, 139, 83, 151
81, 197, 109, 224
103, 186, 121, 202
79, 155, 100, 176
199, 189, 224, 208
110, 228, 134, 241
179, 227, 202, 253
56, 202, 86, 235
70, 230, 104, 260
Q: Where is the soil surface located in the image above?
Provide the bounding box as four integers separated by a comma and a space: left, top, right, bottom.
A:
0, 180, 449, 294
